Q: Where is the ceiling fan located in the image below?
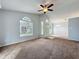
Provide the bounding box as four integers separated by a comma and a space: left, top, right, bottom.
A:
38, 3, 54, 14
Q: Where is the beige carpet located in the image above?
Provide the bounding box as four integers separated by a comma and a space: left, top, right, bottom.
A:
0, 37, 79, 59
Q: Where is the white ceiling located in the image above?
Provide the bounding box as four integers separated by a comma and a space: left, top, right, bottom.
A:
2, 0, 46, 14
1, 0, 79, 20
1, 0, 78, 13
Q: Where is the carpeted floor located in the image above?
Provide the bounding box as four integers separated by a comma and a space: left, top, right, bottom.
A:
0, 37, 79, 59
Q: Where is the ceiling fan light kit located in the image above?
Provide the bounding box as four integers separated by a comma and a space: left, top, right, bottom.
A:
43, 8, 48, 12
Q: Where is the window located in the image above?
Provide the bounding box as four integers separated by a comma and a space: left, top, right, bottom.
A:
41, 19, 52, 36
20, 17, 33, 37
41, 21, 44, 35
53, 22, 68, 37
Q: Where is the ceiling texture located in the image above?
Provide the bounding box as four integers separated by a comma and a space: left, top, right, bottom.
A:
1, 0, 79, 20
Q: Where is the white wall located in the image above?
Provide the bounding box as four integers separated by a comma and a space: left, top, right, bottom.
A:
0, 9, 41, 47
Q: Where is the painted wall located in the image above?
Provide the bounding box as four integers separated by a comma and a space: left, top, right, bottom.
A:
68, 17, 79, 41
0, 9, 41, 47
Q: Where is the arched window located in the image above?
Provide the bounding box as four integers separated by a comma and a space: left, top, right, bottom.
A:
20, 17, 33, 37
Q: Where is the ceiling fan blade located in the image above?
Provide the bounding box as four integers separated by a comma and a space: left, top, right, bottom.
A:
38, 9, 43, 11
40, 5, 44, 8
48, 4, 54, 8
48, 9, 53, 11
